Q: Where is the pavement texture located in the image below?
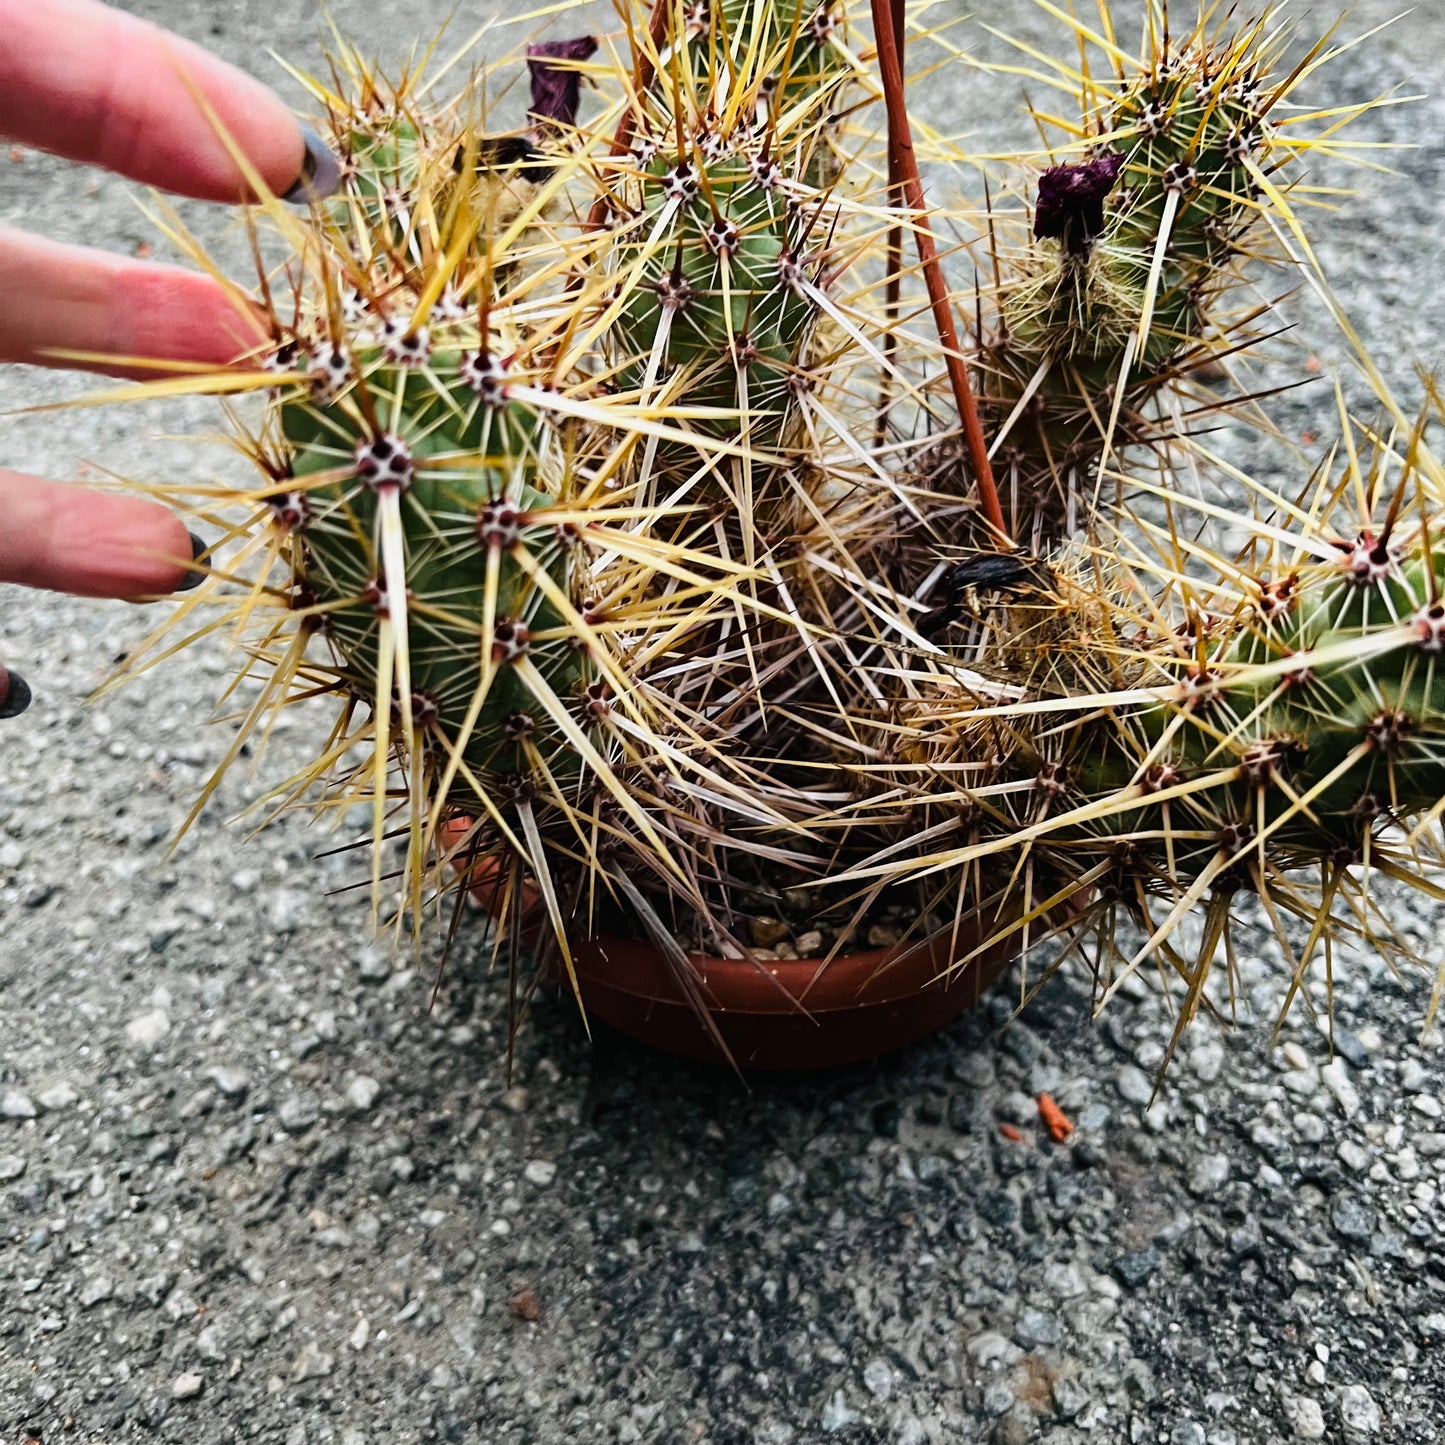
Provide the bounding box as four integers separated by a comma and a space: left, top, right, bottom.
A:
4, 2, 1445, 1442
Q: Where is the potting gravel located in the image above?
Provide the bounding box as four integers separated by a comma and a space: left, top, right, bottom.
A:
3, 1, 1445, 1440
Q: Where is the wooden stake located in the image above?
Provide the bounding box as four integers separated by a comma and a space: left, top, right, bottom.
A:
874, 0, 905, 448
869, 0, 1008, 542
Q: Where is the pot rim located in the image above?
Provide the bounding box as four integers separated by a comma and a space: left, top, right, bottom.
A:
562, 924, 1004, 1013
443, 821, 1014, 1020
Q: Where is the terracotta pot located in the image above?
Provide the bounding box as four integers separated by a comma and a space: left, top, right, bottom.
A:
446, 832, 1015, 1069
534, 926, 1014, 1070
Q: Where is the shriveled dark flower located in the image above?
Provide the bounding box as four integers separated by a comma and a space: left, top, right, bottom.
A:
1033, 152, 1123, 255
527, 36, 599, 130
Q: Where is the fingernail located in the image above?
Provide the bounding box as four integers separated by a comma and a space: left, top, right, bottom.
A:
174, 532, 208, 592
0, 667, 32, 720
282, 125, 342, 205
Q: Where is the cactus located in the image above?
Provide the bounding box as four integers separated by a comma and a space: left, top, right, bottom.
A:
941, 499, 1445, 892
256, 73, 612, 826
612, 144, 822, 449
798, 7, 1445, 1055
1107, 530, 1445, 870
278, 341, 588, 793
93, 39, 798, 953
709, 0, 852, 103
83, 0, 1445, 1063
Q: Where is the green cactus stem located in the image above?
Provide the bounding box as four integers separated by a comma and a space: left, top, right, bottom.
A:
995, 524, 1445, 895
615, 144, 821, 445
687, 0, 850, 110
601, 0, 858, 464
277, 338, 591, 796
978, 36, 1293, 544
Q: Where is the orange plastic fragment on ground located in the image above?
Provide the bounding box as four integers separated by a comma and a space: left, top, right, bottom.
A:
998, 1123, 1024, 1142
1038, 1093, 1074, 1142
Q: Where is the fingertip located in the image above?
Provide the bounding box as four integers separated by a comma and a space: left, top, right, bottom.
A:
0, 471, 200, 599
122, 509, 202, 599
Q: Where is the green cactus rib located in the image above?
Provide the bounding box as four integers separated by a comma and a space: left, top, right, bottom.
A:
1099, 65, 1265, 368
615, 147, 819, 443
277, 349, 587, 793
1058, 536, 1445, 879
328, 112, 431, 247
609, 0, 851, 452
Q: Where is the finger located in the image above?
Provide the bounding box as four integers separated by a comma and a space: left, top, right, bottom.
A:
0, 468, 205, 598
0, 226, 269, 374
0, 0, 335, 204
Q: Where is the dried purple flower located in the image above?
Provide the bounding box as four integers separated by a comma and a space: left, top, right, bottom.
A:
1033, 153, 1123, 256
527, 37, 599, 130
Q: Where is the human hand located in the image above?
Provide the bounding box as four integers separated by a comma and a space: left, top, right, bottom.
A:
0, 0, 341, 718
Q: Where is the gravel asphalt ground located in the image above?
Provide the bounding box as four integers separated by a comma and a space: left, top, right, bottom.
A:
4, 2, 1445, 1441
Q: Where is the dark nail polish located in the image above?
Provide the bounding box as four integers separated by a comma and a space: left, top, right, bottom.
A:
282, 125, 342, 205
175, 532, 208, 593
0, 667, 32, 720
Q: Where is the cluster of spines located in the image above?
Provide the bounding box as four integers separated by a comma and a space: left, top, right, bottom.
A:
847, 393, 1445, 1059
1061, 513, 1445, 886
